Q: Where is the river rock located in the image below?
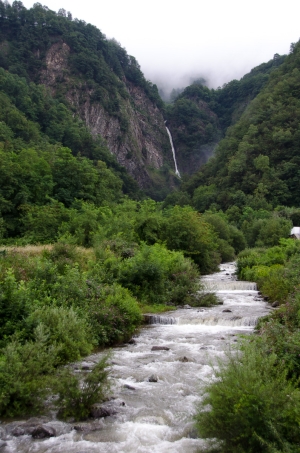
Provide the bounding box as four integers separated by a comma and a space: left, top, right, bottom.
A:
178, 356, 189, 362
90, 404, 116, 418
11, 426, 26, 437
222, 309, 232, 312
151, 346, 170, 351
183, 304, 192, 309
0, 441, 7, 449
124, 384, 136, 390
148, 374, 158, 382
271, 301, 279, 307
127, 338, 137, 345
31, 425, 56, 439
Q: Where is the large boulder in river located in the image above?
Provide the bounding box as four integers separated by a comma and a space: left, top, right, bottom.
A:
31, 425, 56, 439
90, 404, 116, 418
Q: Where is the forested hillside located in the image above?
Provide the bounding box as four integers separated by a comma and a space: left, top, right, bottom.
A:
0, 0, 176, 197
165, 41, 300, 215
166, 54, 286, 174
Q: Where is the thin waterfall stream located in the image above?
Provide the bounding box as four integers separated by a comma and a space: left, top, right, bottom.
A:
165, 123, 181, 177
1, 263, 271, 453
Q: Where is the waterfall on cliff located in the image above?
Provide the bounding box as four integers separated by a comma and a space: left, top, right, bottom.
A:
165, 123, 181, 177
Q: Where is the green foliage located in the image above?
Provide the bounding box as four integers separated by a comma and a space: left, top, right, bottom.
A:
166, 55, 285, 176
161, 206, 220, 273
237, 239, 300, 304
83, 284, 142, 346
0, 326, 57, 417
21, 200, 70, 244
118, 242, 199, 305
178, 43, 300, 211
54, 355, 111, 421
27, 306, 94, 366
0, 268, 31, 346
195, 341, 300, 453
197, 239, 300, 452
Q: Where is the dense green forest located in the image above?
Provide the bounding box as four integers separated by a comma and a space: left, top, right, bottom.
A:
172, 41, 300, 213
1, 2, 300, 449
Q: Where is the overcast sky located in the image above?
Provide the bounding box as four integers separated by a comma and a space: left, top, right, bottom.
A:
21, 0, 300, 95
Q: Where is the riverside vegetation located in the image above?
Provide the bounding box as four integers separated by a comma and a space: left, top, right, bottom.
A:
0, 201, 248, 420
0, 1, 300, 450
195, 239, 300, 453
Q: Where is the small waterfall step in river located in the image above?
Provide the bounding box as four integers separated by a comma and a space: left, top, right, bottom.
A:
2, 263, 271, 453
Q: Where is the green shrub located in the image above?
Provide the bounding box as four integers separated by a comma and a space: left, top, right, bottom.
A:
195, 341, 300, 453
0, 269, 32, 346
259, 266, 290, 303
27, 306, 94, 365
161, 206, 220, 274
118, 242, 199, 305
217, 239, 235, 262
195, 292, 221, 307
54, 355, 111, 421
0, 326, 57, 417
84, 283, 142, 345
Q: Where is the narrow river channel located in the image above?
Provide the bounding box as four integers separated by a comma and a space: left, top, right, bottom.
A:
2, 262, 271, 453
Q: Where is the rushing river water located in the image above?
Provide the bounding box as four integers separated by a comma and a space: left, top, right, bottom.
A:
1, 263, 271, 453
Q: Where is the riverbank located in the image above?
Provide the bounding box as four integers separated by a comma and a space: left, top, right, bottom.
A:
0, 263, 270, 453
195, 242, 300, 452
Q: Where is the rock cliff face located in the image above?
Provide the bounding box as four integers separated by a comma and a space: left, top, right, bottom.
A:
41, 41, 173, 190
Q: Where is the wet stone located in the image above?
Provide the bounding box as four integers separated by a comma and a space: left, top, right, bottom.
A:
0, 441, 7, 449
31, 425, 56, 439
90, 405, 116, 418
178, 356, 189, 362
148, 374, 159, 382
11, 426, 26, 437
124, 384, 136, 390
151, 346, 170, 351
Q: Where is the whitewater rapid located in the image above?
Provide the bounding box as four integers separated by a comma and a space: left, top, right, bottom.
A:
1, 263, 271, 453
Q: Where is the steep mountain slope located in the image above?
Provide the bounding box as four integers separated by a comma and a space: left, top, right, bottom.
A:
166, 54, 286, 175
181, 41, 300, 211
0, 1, 176, 197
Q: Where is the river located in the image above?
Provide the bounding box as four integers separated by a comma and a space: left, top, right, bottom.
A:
1, 262, 271, 453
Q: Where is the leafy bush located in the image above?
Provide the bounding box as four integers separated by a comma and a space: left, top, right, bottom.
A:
161, 206, 220, 274
118, 242, 199, 305
0, 268, 32, 346
27, 306, 94, 366
216, 239, 235, 262
84, 284, 142, 345
0, 326, 57, 417
54, 355, 111, 421
195, 341, 300, 453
